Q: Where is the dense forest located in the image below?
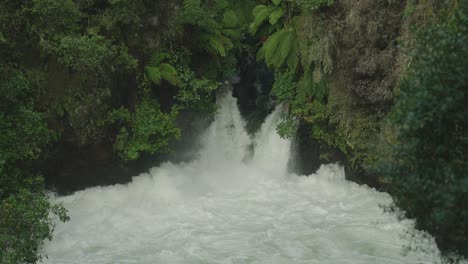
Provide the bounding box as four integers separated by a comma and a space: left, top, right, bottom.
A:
0, 0, 467, 263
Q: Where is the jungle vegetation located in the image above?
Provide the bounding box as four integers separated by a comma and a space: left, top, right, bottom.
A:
0, 0, 466, 263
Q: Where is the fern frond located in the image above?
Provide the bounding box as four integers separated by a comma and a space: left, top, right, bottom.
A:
263, 29, 284, 66
287, 43, 299, 72
256, 45, 266, 62
313, 78, 327, 102
159, 63, 181, 86
215, 0, 229, 10
277, 30, 295, 68
249, 5, 273, 35
211, 39, 227, 57
182, 0, 219, 31
200, 33, 227, 57
149, 52, 171, 66
182, 0, 205, 22
145, 66, 162, 84
222, 10, 239, 28
298, 68, 327, 102
252, 4, 269, 16
223, 29, 241, 39
219, 33, 234, 50
256, 27, 299, 71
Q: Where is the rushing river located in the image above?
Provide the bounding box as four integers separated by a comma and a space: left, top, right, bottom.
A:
41, 90, 442, 264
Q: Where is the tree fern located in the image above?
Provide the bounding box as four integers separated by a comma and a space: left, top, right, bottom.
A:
286, 43, 299, 72
145, 66, 162, 84
250, 2, 288, 35
182, 0, 206, 25
181, 0, 238, 57
264, 29, 286, 66
145, 63, 180, 86
256, 44, 266, 61
222, 10, 239, 28
145, 52, 181, 86
257, 28, 298, 70
199, 31, 234, 57
268, 8, 284, 25
278, 29, 295, 67
159, 64, 180, 86
250, 5, 273, 35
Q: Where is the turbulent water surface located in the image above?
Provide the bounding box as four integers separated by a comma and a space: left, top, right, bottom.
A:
42, 90, 442, 264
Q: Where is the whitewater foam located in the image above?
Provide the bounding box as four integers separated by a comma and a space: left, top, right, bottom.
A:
41, 90, 442, 264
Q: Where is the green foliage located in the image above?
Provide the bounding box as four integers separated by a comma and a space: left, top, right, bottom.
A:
271, 69, 338, 150
0, 189, 69, 264
271, 71, 297, 102
378, 1, 468, 261
298, 69, 327, 102
108, 98, 181, 161
175, 68, 219, 111
180, 0, 240, 57
98, 0, 145, 31
146, 64, 179, 85
250, 0, 315, 73
276, 116, 298, 138
257, 28, 299, 70
31, 0, 81, 36
249, 3, 284, 35
293, 99, 348, 156
295, 13, 335, 80
143, 50, 219, 111
0, 67, 68, 264
55, 35, 113, 73
55, 35, 137, 74
145, 59, 181, 86
0, 69, 51, 163
1, 0, 241, 261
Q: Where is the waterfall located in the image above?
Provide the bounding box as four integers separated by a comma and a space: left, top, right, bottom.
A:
41, 90, 443, 264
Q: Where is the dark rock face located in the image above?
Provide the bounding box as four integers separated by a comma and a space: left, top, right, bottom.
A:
290, 122, 322, 176
43, 109, 212, 195
42, 143, 131, 195
233, 56, 275, 134
292, 121, 384, 190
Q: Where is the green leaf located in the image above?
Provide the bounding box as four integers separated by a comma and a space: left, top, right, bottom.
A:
256, 45, 266, 62
222, 10, 239, 28
250, 5, 273, 35
277, 30, 294, 68
286, 46, 299, 72
211, 39, 227, 56
263, 29, 286, 67
298, 68, 327, 102
145, 66, 162, 84
223, 29, 241, 39
159, 63, 181, 86
252, 4, 269, 15
271, 0, 282, 6
268, 8, 284, 25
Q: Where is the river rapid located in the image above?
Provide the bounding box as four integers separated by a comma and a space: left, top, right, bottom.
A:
41, 90, 442, 264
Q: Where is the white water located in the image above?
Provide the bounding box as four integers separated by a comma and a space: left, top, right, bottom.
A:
42, 90, 442, 264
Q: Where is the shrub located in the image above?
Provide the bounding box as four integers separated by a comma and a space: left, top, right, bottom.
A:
381, 1, 468, 261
